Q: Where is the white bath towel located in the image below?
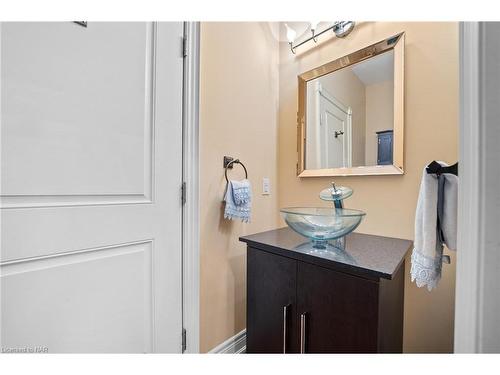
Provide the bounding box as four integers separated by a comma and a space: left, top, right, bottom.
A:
411, 162, 458, 291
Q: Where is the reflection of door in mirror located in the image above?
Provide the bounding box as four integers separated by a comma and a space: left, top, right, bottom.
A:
306, 82, 352, 169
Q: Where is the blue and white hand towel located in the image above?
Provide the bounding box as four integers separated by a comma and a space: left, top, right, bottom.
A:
224, 179, 252, 223
411, 162, 458, 291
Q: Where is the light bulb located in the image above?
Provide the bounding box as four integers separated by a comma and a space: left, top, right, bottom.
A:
285, 23, 297, 43
310, 21, 321, 32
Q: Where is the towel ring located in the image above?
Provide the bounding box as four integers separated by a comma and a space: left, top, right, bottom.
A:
225, 159, 248, 183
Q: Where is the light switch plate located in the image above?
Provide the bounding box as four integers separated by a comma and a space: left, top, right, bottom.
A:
262, 178, 270, 195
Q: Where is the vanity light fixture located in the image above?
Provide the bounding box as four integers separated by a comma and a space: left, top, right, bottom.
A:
310, 21, 320, 42
285, 23, 297, 45
288, 21, 355, 54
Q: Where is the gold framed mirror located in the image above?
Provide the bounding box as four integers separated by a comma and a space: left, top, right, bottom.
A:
297, 33, 405, 177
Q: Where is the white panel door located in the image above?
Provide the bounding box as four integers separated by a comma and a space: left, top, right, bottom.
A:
318, 88, 351, 169
0, 22, 184, 353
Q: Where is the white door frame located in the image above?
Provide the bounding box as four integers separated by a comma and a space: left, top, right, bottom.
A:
182, 21, 200, 353
455, 21, 481, 354
455, 21, 500, 353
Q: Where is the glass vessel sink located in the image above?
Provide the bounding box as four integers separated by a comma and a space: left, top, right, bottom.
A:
280, 207, 366, 249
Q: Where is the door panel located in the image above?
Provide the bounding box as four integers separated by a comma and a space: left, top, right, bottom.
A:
1, 22, 152, 199
322, 109, 345, 168
247, 248, 298, 353
318, 89, 350, 168
0, 22, 183, 353
297, 262, 379, 353
1, 241, 154, 353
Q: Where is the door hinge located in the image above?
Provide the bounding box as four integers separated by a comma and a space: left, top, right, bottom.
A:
182, 328, 187, 352
181, 182, 187, 205
182, 36, 188, 58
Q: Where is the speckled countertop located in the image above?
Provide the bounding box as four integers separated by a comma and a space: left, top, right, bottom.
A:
240, 227, 412, 280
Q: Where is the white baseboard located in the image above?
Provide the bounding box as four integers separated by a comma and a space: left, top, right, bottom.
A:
209, 329, 246, 354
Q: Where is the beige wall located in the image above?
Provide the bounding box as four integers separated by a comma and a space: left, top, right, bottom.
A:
278, 22, 458, 352
365, 80, 394, 165
199, 22, 280, 352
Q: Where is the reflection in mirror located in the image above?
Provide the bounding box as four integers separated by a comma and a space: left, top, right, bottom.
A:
305, 50, 394, 169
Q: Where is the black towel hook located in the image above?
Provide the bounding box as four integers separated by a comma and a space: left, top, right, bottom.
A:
426, 161, 458, 177
224, 156, 248, 183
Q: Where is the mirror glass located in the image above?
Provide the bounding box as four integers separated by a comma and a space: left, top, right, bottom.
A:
305, 50, 394, 169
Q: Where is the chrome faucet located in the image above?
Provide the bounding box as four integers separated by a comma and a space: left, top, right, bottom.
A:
319, 182, 352, 209
331, 182, 343, 209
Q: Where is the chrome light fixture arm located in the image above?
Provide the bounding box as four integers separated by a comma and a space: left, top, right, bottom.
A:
289, 21, 355, 54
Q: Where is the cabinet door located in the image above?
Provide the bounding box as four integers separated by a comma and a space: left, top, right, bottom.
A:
297, 262, 379, 353
247, 248, 298, 353
377, 132, 393, 165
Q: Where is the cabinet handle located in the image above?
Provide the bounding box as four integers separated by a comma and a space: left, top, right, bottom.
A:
283, 304, 290, 353
300, 312, 307, 354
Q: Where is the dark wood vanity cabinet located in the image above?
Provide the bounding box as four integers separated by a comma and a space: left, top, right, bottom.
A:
242, 228, 411, 354
297, 261, 381, 353
247, 249, 299, 353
